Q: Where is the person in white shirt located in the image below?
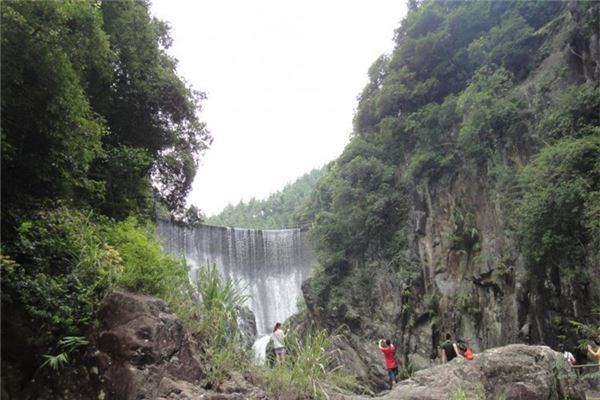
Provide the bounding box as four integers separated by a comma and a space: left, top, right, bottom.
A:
558, 343, 576, 366
271, 322, 286, 364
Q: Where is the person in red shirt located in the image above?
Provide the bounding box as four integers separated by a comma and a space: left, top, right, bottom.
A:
378, 338, 398, 389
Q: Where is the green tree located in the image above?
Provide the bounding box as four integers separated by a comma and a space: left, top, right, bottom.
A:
91, 0, 212, 217
514, 135, 600, 268
455, 66, 521, 161
1, 0, 213, 232
1, 1, 111, 233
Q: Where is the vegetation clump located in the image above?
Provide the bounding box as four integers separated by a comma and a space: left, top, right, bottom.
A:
1, 208, 191, 371
193, 265, 250, 386
259, 328, 357, 399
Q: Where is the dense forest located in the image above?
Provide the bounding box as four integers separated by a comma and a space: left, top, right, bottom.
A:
1, 0, 215, 394
206, 167, 324, 229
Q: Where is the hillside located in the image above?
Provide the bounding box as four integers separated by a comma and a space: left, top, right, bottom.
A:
207, 167, 324, 229
297, 0, 600, 389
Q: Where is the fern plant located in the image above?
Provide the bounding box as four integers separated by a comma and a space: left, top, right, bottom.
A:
41, 336, 89, 370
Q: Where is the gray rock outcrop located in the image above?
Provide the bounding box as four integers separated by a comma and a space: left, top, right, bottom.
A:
237, 305, 258, 349
93, 289, 207, 399
334, 344, 585, 400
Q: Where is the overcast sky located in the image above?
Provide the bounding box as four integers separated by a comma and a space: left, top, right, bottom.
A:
150, 1, 407, 216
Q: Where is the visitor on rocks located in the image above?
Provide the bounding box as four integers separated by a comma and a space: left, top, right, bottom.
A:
558, 343, 576, 366
460, 340, 474, 361
378, 338, 398, 389
271, 322, 286, 364
587, 339, 600, 364
441, 333, 462, 363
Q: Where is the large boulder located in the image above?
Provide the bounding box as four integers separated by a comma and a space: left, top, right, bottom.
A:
21, 290, 267, 400
334, 344, 585, 400
92, 290, 206, 399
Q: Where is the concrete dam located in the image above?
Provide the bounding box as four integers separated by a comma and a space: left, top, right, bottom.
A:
156, 220, 315, 337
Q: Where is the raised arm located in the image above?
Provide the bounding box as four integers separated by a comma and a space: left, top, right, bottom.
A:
453, 343, 464, 358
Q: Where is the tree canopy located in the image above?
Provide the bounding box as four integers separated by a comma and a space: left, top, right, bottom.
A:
306, 0, 599, 291
207, 168, 324, 229
1, 0, 212, 234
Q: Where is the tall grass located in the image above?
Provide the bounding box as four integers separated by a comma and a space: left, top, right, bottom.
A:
261, 328, 357, 399
450, 388, 468, 400
193, 265, 251, 387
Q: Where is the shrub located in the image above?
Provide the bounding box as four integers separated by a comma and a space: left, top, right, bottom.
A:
539, 83, 600, 142
1, 207, 193, 370
407, 148, 456, 182
2, 208, 121, 346
443, 208, 480, 252
456, 67, 520, 161
106, 217, 188, 299
513, 135, 600, 268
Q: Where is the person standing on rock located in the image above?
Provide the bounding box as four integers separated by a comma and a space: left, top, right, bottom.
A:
441, 333, 462, 363
378, 339, 398, 389
271, 322, 286, 365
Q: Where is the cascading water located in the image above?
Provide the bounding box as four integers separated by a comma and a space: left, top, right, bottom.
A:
155, 219, 315, 361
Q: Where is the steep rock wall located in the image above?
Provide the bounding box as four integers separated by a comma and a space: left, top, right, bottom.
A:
301, 3, 600, 390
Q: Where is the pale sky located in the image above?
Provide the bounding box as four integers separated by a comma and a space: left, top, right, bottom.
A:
150, 1, 407, 216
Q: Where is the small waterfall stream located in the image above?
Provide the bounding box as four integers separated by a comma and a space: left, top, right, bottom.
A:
156, 220, 315, 359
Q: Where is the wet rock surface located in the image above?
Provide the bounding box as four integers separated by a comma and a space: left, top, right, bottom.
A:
237, 305, 258, 349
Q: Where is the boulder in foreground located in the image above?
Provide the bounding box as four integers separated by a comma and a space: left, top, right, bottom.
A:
22, 290, 267, 400
335, 344, 584, 400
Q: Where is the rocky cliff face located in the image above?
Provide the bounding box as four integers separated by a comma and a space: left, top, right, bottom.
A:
301, 2, 600, 391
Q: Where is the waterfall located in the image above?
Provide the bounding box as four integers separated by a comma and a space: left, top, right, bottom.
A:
155, 220, 315, 337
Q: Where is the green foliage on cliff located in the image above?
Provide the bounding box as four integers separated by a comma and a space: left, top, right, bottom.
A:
308, 0, 565, 262
304, 0, 599, 343
514, 135, 600, 268
207, 167, 324, 229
